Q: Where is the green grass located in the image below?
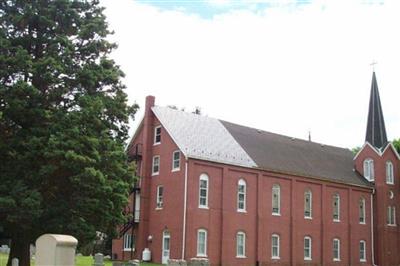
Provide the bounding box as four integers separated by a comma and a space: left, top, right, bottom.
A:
0, 254, 160, 266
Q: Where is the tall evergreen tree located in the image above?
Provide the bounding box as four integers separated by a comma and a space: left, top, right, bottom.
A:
0, 1, 137, 265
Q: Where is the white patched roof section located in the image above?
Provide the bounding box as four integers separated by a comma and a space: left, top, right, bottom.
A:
152, 106, 257, 168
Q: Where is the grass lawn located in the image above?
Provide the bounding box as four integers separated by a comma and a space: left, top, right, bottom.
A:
0, 253, 160, 266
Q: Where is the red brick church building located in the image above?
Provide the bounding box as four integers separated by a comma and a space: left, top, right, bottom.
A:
112, 72, 399, 265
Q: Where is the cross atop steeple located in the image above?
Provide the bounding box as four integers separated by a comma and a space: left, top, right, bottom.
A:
365, 71, 388, 149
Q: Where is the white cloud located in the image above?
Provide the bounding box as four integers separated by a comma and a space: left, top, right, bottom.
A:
101, 0, 400, 149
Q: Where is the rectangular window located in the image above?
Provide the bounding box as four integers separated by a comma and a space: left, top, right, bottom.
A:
236, 232, 246, 258
359, 198, 366, 224
272, 185, 280, 215
333, 239, 340, 261
172, 150, 180, 171
271, 235, 280, 259
304, 237, 312, 260
156, 186, 163, 209
333, 194, 340, 221
152, 155, 160, 175
123, 234, 134, 250
237, 180, 246, 212
197, 230, 207, 256
359, 241, 366, 262
199, 175, 208, 208
387, 206, 396, 225
154, 125, 161, 144
304, 190, 312, 218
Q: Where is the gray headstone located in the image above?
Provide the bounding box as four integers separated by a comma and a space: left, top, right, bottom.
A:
11, 258, 19, 266
93, 253, 104, 266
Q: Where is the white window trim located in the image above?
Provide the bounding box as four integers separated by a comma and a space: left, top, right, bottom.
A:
363, 158, 374, 181
333, 238, 340, 261
360, 240, 367, 262
236, 231, 246, 258
172, 150, 180, 172
237, 179, 247, 212
271, 234, 280, 259
123, 234, 133, 251
197, 229, 207, 257
304, 189, 312, 219
387, 206, 396, 226
333, 194, 340, 222
156, 185, 163, 209
199, 174, 209, 208
386, 161, 394, 184
304, 236, 312, 261
153, 125, 161, 145
152, 155, 160, 176
359, 198, 366, 224
272, 184, 281, 216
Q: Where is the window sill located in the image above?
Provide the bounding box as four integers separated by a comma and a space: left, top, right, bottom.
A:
304, 258, 312, 261
304, 216, 312, 220
196, 254, 207, 258
123, 248, 135, 252
359, 222, 366, 225
333, 219, 340, 223
386, 182, 394, 185
153, 142, 161, 146
271, 256, 280, 260
236, 256, 247, 259
360, 259, 367, 262
152, 172, 159, 176
237, 209, 247, 213
199, 206, 209, 209
171, 168, 180, 172
272, 212, 281, 216
387, 224, 397, 227
155, 207, 163, 211
333, 259, 341, 262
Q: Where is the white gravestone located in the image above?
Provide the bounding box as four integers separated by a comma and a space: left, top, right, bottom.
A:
93, 253, 104, 266
11, 258, 18, 266
35, 234, 78, 266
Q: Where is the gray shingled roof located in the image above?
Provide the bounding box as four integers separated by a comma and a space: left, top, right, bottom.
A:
152, 106, 257, 168
221, 121, 371, 187
152, 106, 371, 188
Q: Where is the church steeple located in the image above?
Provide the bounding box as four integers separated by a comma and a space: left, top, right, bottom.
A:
365, 71, 388, 149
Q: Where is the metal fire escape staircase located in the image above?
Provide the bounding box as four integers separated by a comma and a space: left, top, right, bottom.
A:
119, 143, 142, 237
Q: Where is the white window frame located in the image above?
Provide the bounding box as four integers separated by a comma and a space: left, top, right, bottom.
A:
156, 185, 163, 209
236, 231, 246, 258
333, 193, 340, 222
304, 189, 312, 219
199, 174, 209, 209
304, 236, 312, 261
197, 229, 207, 257
359, 197, 366, 224
333, 238, 340, 261
272, 184, 281, 216
387, 206, 396, 226
154, 125, 161, 145
359, 240, 366, 262
271, 234, 280, 259
152, 155, 160, 176
172, 150, 180, 172
237, 179, 246, 212
386, 161, 394, 184
123, 234, 133, 251
363, 158, 374, 181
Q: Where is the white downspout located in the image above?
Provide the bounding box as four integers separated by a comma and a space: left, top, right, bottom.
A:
181, 157, 188, 259
371, 189, 377, 266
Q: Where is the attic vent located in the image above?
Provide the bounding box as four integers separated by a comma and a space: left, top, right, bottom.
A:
257, 129, 262, 133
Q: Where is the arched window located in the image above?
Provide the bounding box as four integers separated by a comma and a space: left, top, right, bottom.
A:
363, 158, 374, 181
236, 231, 246, 258
386, 161, 394, 184
271, 234, 280, 259
304, 236, 312, 260
199, 174, 209, 208
304, 189, 312, 218
272, 184, 280, 215
237, 179, 246, 212
197, 229, 207, 256
359, 197, 366, 224
359, 240, 366, 262
333, 238, 340, 261
333, 193, 340, 221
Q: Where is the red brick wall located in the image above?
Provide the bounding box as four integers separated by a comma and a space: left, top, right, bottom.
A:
354, 144, 400, 266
